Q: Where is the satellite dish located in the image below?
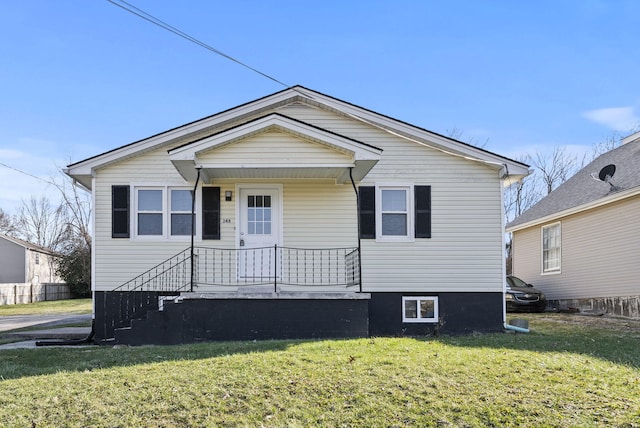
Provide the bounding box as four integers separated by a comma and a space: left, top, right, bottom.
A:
598, 164, 616, 182
590, 163, 621, 191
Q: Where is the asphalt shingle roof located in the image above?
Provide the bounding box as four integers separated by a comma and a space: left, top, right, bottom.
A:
507, 139, 640, 229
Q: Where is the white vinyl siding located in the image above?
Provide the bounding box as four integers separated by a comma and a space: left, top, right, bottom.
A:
511, 196, 640, 301
197, 130, 352, 165
91, 102, 506, 294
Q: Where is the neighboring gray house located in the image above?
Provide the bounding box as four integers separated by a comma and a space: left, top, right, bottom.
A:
0, 234, 66, 304
507, 132, 640, 318
66, 86, 529, 344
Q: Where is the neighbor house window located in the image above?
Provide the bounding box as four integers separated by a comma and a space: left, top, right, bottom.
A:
542, 222, 561, 273
402, 296, 439, 323
376, 185, 414, 241
135, 187, 194, 238
35, 253, 40, 265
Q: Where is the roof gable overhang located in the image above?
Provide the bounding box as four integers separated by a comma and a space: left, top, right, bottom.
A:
65, 85, 529, 190
167, 113, 382, 183
506, 186, 640, 232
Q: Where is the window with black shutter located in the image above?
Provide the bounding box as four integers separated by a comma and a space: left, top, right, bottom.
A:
112, 185, 130, 238
202, 187, 221, 240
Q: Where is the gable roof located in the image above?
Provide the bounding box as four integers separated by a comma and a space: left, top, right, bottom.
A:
0, 234, 57, 255
507, 138, 640, 231
65, 85, 530, 189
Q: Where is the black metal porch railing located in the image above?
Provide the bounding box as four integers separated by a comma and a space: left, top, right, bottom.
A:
113, 248, 193, 293
113, 246, 360, 293
195, 246, 360, 289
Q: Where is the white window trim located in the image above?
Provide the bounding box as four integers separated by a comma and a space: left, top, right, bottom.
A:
132, 184, 200, 241
402, 296, 439, 323
375, 183, 414, 242
541, 222, 561, 274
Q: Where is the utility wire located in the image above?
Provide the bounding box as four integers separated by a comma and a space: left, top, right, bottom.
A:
106, 0, 291, 89
0, 161, 55, 185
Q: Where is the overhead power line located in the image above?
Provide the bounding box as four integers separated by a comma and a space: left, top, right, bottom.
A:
106, 0, 291, 89
0, 161, 55, 185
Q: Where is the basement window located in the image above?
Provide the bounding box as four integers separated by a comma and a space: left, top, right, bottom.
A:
402, 296, 438, 323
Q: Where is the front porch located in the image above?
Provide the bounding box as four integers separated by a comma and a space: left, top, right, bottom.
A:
95, 246, 366, 344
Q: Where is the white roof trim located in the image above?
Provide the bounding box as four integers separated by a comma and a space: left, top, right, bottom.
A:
622, 130, 640, 145
66, 86, 528, 189
168, 113, 382, 161
506, 186, 640, 232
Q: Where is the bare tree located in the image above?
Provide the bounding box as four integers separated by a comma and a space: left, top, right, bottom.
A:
0, 208, 17, 236
503, 156, 540, 224
50, 174, 92, 249
15, 195, 69, 251
444, 126, 489, 149
531, 145, 580, 195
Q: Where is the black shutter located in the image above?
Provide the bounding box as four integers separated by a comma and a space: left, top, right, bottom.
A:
202, 187, 221, 240
358, 186, 375, 239
112, 185, 130, 238
415, 185, 431, 238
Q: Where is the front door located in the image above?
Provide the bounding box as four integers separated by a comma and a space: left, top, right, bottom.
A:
238, 186, 281, 280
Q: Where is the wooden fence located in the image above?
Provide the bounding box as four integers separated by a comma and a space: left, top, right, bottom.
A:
0, 283, 71, 305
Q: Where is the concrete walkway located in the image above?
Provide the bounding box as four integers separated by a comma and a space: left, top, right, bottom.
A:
0, 313, 93, 350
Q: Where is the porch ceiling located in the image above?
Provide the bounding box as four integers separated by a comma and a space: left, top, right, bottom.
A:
171, 160, 379, 183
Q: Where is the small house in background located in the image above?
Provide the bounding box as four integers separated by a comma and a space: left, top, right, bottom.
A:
66, 86, 529, 345
0, 234, 68, 304
507, 132, 640, 318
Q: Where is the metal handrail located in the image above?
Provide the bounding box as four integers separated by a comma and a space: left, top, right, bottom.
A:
112, 245, 360, 293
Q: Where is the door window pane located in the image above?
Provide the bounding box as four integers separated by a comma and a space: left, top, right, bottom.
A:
247, 194, 272, 236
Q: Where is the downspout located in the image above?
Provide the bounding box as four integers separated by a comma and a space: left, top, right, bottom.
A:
190, 166, 202, 292
349, 168, 363, 293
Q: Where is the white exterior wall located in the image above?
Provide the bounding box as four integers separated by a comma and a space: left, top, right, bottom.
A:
512, 196, 640, 300
92, 102, 505, 294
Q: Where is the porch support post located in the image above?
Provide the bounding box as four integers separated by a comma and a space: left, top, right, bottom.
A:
190, 166, 202, 292
349, 168, 363, 293
274, 244, 278, 293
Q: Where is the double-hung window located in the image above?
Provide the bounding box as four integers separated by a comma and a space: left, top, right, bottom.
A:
542, 222, 561, 273
376, 185, 414, 241
402, 296, 439, 323
170, 189, 193, 236
137, 189, 163, 236
135, 187, 194, 238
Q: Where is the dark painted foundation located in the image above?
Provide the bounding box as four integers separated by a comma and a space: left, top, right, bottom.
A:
368, 292, 504, 336
94, 291, 504, 345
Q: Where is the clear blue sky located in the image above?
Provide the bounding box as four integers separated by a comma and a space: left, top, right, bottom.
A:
1, 0, 639, 214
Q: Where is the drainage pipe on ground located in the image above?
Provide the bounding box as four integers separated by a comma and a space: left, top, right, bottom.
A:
35, 320, 96, 347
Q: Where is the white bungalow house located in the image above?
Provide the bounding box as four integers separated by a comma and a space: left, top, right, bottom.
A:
507, 132, 640, 318
65, 86, 529, 345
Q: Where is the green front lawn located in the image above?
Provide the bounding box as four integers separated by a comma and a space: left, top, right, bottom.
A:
0, 298, 91, 316
0, 313, 638, 426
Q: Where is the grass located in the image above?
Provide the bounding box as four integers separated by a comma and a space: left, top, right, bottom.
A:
0, 313, 639, 427
0, 298, 92, 316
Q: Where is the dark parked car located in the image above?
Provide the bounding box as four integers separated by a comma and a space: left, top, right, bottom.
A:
506, 275, 547, 312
